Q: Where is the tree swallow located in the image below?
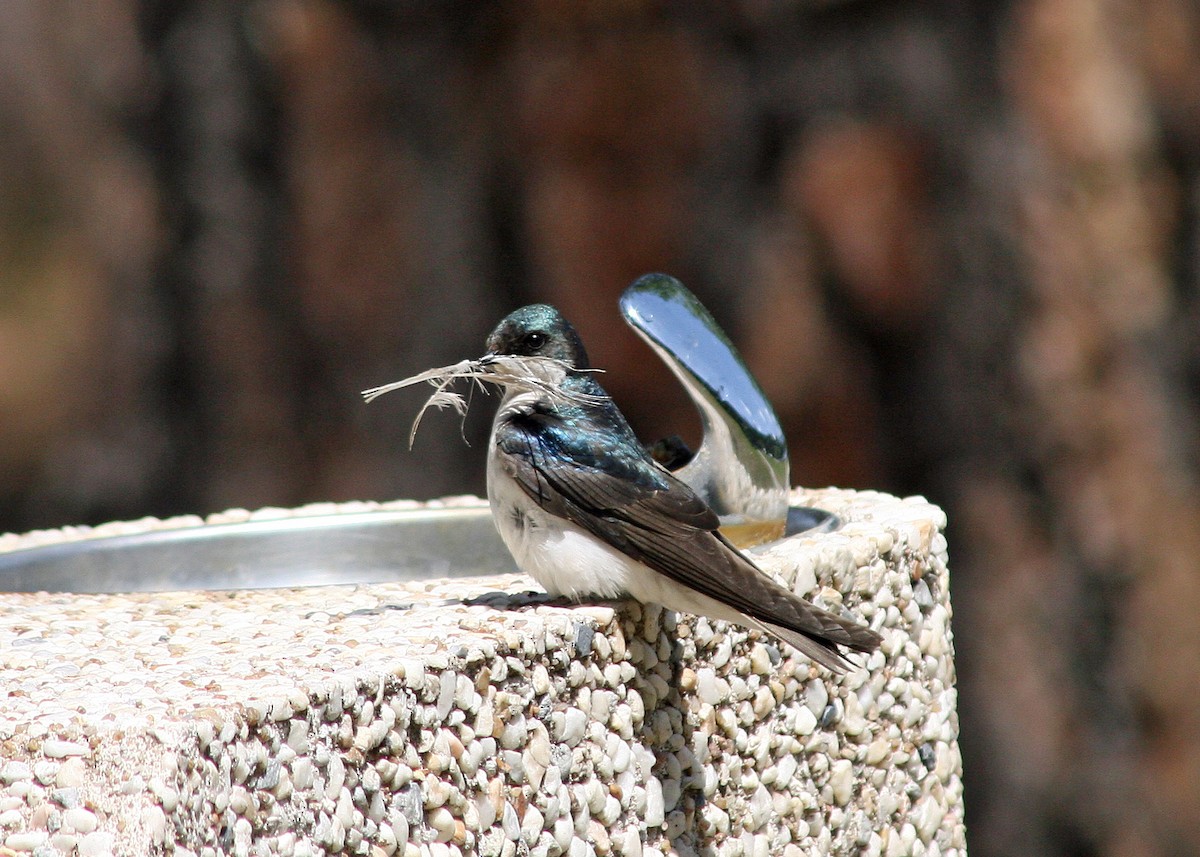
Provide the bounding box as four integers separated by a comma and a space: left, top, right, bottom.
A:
479, 304, 882, 673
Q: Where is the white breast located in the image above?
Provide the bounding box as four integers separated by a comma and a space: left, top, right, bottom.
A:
484, 391, 634, 600
483, 392, 754, 630
486, 440, 635, 600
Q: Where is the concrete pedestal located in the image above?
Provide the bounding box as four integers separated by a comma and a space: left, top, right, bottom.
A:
0, 488, 963, 856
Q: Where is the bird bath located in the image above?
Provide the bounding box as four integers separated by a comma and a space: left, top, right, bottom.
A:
0, 277, 963, 856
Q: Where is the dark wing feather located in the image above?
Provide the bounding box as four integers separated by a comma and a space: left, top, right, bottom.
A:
495, 414, 882, 669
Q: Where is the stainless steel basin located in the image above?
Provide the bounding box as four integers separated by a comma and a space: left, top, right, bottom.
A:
0, 505, 837, 594
0, 507, 516, 594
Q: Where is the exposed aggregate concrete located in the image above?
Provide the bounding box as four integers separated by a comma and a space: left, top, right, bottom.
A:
0, 488, 963, 856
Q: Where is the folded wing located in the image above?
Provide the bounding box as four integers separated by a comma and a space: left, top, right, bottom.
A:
495, 415, 882, 672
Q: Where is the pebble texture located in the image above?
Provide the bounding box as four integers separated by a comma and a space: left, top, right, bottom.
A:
0, 488, 963, 856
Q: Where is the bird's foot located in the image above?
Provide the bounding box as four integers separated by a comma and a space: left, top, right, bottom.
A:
462, 589, 558, 610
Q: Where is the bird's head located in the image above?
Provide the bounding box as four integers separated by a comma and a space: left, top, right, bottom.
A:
484, 304, 590, 369
362, 303, 606, 445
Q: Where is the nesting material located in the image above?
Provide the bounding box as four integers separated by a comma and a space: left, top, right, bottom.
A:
0, 488, 963, 857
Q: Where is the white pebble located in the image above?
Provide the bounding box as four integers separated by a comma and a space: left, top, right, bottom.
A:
143, 806, 168, 844
437, 672, 456, 721
0, 763, 32, 785
912, 796, 945, 842
711, 637, 733, 668
792, 706, 817, 736
748, 644, 772, 675
752, 687, 775, 718
32, 761, 58, 785
389, 808, 409, 846
661, 778, 681, 815
804, 680, 828, 719
501, 802, 520, 841
427, 807, 456, 843
42, 740, 88, 759
617, 825, 642, 856
77, 830, 116, 856
696, 669, 722, 706
560, 708, 587, 747
748, 785, 772, 830
829, 759, 854, 806
325, 756, 346, 801
336, 788, 356, 829
581, 780, 604, 816
51, 833, 79, 854
4, 831, 48, 851
291, 758, 314, 790
500, 714, 527, 750
643, 778, 664, 827
752, 833, 771, 857
610, 740, 631, 774
532, 665, 552, 695
841, 693, 867, 736
776, 753, 798, 785
865, 739, 891, 766
520, 804, 544, 846
600, 796, 622, 826
64, 807, 98, 834
55, 758, 87, 788
553, 816, 574, 852
610, 705, 633, 739
118, 774, 145, 796
233, 817, 253, 857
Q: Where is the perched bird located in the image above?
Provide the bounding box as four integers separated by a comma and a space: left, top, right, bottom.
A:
480, 304, 882, 673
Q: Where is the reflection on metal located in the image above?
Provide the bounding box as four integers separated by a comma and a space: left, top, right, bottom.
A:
620, 273, 791, 545
784, 506, 839, 538
0, 508, 516, 594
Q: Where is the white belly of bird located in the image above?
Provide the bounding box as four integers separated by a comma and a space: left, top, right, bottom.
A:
486, 444, 754, 633
486, 458, 632, 600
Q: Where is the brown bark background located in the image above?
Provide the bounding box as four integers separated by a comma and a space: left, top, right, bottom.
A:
3, 2, 1200, 855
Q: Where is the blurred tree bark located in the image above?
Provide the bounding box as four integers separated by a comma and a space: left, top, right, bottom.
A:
1, 2, 1199, 856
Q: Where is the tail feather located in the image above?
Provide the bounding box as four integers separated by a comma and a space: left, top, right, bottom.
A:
754, 613, 881, 674
759, 620, 856, 674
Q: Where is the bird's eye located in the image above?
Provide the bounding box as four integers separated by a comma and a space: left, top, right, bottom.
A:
524, 332, 546, 351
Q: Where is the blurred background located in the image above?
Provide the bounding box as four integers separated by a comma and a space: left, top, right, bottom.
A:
2, 1, 1199, 855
